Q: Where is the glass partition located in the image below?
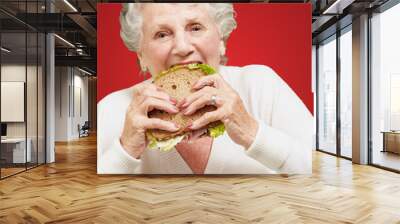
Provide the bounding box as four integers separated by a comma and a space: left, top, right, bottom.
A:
1, 30, 28, 177
38, 32, 45, 165
339, 27, 352, 158
0, 1, 46, 179
27, 31, 38, 169
317, 35, 337, 155
26, 0, 42, 169
370, 2, 400, 171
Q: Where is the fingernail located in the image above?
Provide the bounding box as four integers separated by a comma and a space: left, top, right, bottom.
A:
184, 123, 192, 131
179, 99, 186, 108
183, 109, 190, 115
192, 81, 198, 89
170, 98, 177, 104
182, 101, 189, 108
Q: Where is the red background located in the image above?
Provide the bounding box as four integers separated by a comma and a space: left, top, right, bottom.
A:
97, 3, 313, 113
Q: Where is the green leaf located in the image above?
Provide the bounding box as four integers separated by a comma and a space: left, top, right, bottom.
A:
208, 123, 225, 138
155, 63, 217, 81
147, 133, 186, 152
196, 64, 216, 75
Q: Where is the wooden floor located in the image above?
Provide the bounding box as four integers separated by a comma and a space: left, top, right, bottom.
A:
1, 163, 45, 178
1, 167, 26, 178
373, 150, 400, 171
1, 135, 400, 223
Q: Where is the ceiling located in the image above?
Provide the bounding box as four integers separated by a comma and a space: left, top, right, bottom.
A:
311, 0, 390, 44
0, 0, 394, 75
0, 0, 97, 74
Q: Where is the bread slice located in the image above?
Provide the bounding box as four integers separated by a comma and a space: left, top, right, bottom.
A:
147, 64, 221, 140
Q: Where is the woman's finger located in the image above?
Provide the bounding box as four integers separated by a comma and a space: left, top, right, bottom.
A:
141, 97, 179, 114
180, 86, 216, 108
189, 110, 223, 130
134, 82, 157, 93
178, 88, 204, 108
146, 82, 160, 90
143, 118, 179, 132
142, 88, 176, 104
192, 74, 222, 90
183, 92, 221, 115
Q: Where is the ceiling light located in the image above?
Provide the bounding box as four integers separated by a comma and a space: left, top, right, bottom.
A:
63, 0, 78, 12
77, 67, 93, 76
54, 34, 75, 48
76, 48, 84, 55
1, 47, 11, 53
322, 0, 355, 15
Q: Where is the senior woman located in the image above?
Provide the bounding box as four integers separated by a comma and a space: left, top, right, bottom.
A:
98, 3, 313, 174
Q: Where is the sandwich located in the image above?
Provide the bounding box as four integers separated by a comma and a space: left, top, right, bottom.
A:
146, 63, 225, 151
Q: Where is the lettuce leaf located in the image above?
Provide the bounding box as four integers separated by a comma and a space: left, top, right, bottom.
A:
146, 123, 225, 152
188, 63, 216, 75
155, 63, 216, 81
147, 133, 186, 152
208, 123, 225, 138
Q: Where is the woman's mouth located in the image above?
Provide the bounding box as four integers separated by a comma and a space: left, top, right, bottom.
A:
169, 61, 203, 69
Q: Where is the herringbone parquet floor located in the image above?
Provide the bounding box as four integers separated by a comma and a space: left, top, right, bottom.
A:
1, 134, 400, 223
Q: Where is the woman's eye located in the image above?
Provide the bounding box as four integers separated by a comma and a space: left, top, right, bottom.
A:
155, 31, 169, 39
190, 24, 203, 32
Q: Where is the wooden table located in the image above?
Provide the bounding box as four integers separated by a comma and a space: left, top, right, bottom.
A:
1, 138, 32, 164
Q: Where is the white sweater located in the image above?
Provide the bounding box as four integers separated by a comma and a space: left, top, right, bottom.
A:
97, 65, 313, 174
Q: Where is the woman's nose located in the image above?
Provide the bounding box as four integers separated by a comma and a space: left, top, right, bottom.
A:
172, 32, 195, 57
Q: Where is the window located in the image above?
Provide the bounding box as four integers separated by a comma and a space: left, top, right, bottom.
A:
370, 2, 400, 171
339, 27, 352, 158
318, 35, 337, 154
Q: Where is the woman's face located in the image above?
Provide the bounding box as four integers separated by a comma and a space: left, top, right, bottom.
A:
138, 3, 223, 76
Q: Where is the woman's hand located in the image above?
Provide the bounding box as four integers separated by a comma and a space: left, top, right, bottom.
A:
177, 74, 259, 149
120, 82, 180, 159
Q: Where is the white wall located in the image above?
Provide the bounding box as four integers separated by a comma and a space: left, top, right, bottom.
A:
54, 67, 89, 141
55, 67, 69, 141
72, 73, 89, 138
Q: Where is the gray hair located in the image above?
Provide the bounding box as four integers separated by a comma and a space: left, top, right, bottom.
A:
120, 3, 237, 53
